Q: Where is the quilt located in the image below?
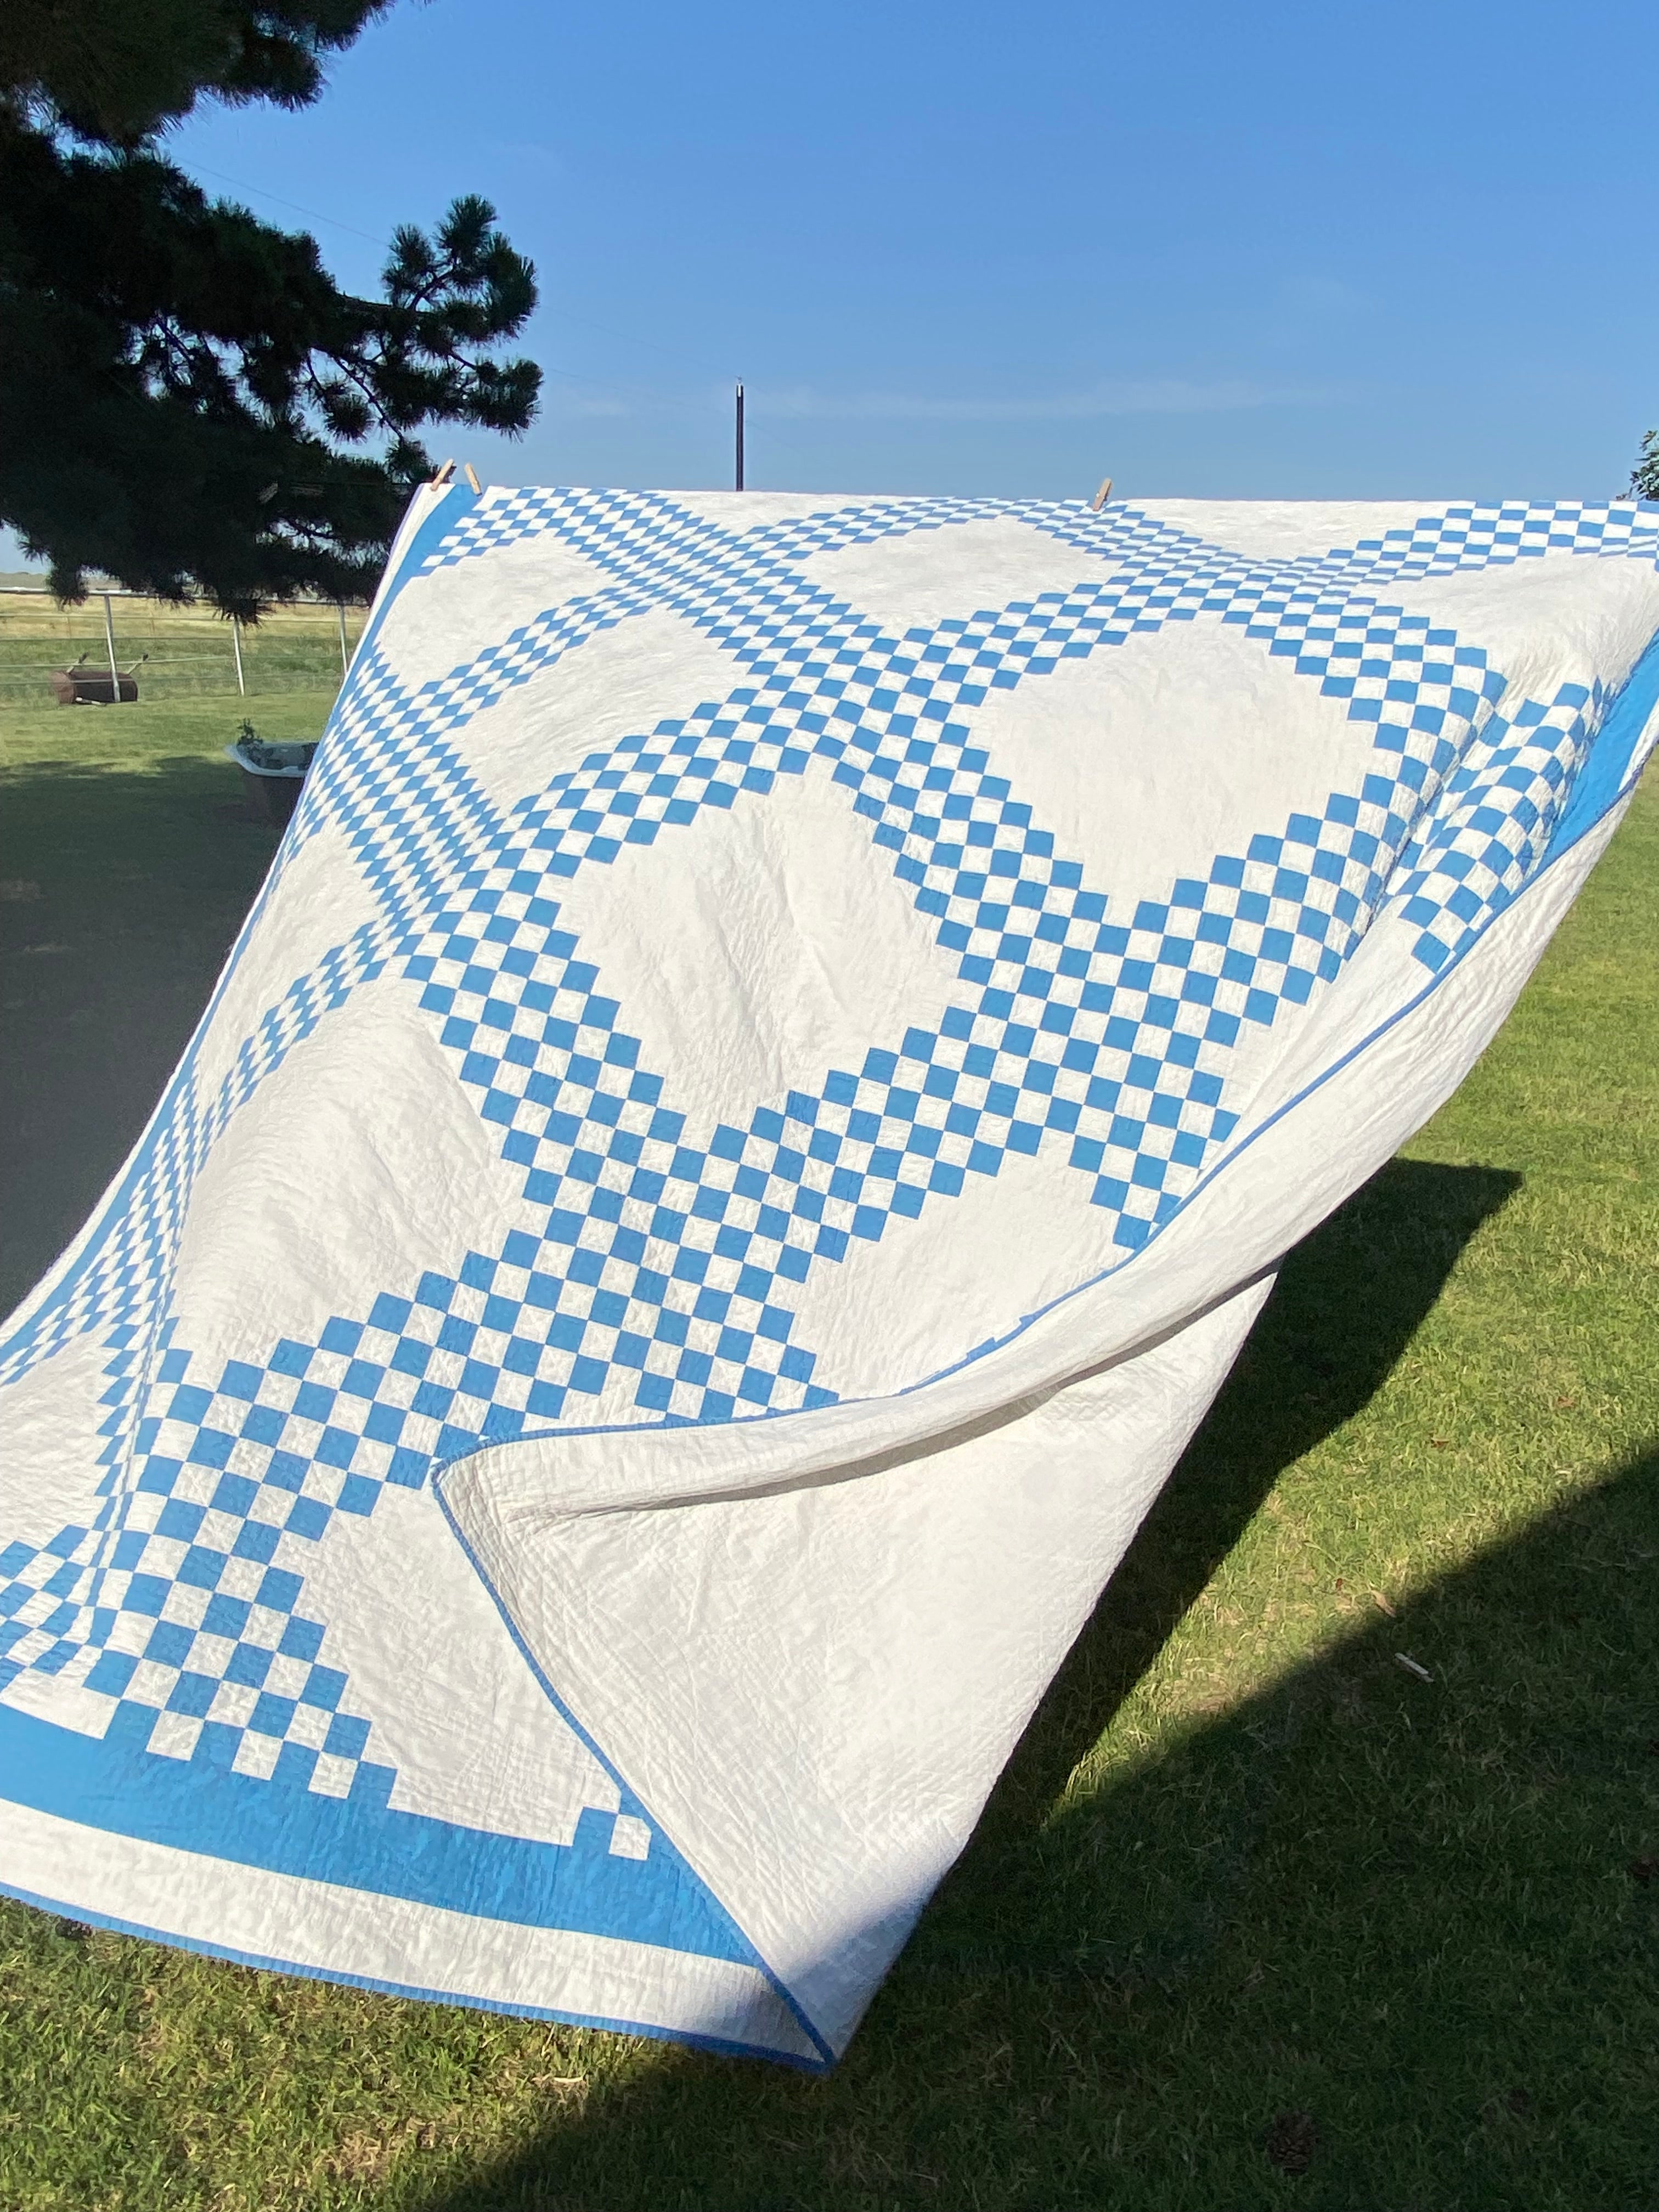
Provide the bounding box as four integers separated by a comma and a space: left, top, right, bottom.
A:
2, 485, 1655, 2066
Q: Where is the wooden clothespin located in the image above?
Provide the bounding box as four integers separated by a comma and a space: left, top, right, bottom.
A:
1090, 476, 1113, 511
462, 464, 482, 493
430, 459, 457, 488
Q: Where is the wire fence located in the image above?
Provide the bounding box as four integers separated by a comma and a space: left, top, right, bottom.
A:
0, 585, 368, 706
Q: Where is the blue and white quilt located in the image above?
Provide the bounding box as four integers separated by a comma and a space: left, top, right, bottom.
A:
2, 486, 1655, 2067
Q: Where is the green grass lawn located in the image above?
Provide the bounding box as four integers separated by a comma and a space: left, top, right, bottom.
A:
2, 699, 1655, 2211
0, 590, 365, 706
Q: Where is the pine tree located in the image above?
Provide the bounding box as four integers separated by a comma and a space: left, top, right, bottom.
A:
0, 1, 540, 614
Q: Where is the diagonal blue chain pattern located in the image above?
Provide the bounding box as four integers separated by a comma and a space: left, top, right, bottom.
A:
3, 492, 1654, 1798
9, 493, 1655, 1393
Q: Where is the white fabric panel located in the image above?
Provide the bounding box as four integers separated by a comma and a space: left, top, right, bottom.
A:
1371, 548, 1659, 708
787, 1131, 1121, 1401
172, 976, 541, 1367
1128, 498, 1452, 561
798, 515, 1119, 631
0, 1330, 114, 1552
961, 611, 1379, 921
0, 1653, 117, 1737
189, 815, 385, 1119
374, 528, 616, 697
267, 1477, 621, 1846
551, 757, 959, 1143
450, 607, 751, 817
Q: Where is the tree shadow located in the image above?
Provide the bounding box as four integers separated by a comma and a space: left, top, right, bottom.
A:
0, 753, 275, 1314
395, 1163, 1659, 2212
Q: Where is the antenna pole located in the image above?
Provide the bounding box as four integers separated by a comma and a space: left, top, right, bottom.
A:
735, 381, 745, 491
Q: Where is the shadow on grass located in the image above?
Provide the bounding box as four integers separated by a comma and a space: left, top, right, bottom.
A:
390, 1166, 1659, 2212
926, 1156, 1525, 1886
0, 754, 276, 1315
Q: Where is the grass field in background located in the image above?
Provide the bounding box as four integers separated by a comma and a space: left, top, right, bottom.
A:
1, 703, 1655, 2211
0, 583, 365, 704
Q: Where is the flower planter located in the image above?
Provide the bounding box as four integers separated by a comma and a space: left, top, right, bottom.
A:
225, 737, 318, 827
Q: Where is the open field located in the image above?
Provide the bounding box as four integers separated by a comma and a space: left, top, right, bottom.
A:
0, 582, 365, 706
1, 700, 1655, 2210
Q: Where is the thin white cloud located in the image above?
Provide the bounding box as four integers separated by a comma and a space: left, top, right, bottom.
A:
764, 379, 1349, 423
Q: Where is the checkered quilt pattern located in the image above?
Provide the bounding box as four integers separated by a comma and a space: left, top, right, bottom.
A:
2, 486, 1656, 2066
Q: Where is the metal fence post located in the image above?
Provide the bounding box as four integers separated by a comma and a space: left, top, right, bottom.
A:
231, 614, 246, 696
101, 592, 122, 703
337, 601, 349, 678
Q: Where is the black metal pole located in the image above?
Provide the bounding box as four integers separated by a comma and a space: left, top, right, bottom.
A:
735, 381, 745, 491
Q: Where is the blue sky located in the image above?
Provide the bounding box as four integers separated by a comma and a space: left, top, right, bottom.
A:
54, 2, 1659, 508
